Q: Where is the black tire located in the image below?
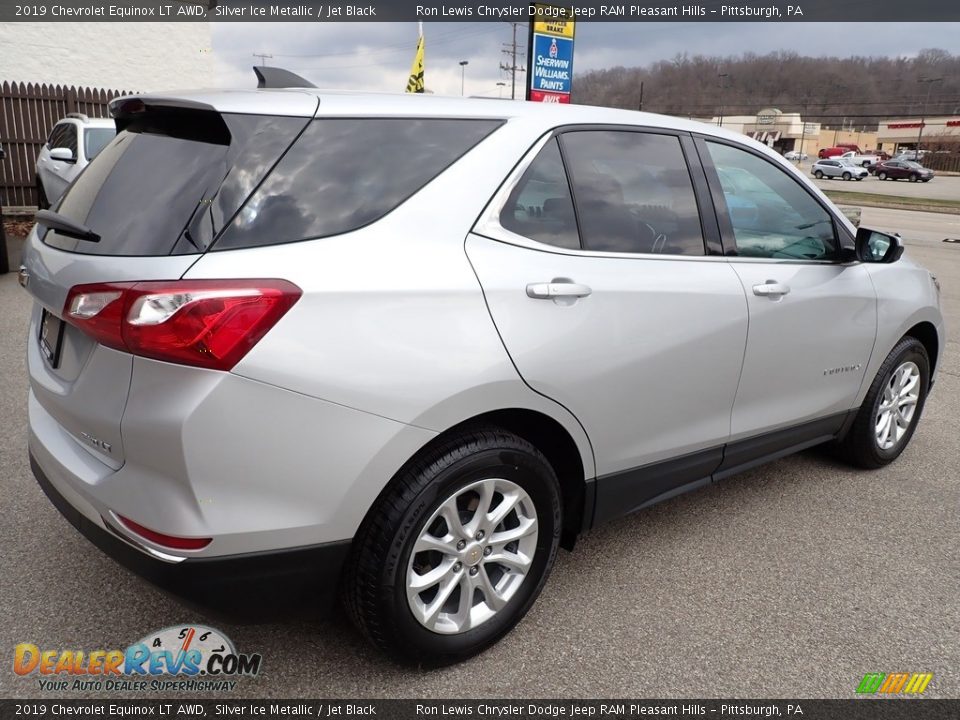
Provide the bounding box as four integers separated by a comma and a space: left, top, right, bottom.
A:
343, 426, 562, 665
842, 172, 852, 181
856, 176, 864, 181
836, 337, 930, 469
922, 178, 931, 182
814, 170, 824, 179
878, 172, 887, 180
909, 174, 918, 182
36, 180, 50, 210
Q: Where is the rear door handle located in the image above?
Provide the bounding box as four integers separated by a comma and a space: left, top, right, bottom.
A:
753, 281, 791, 298
526, 282, 593, 299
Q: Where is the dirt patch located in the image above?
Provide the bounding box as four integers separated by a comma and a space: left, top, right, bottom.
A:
3, 216, 34, 238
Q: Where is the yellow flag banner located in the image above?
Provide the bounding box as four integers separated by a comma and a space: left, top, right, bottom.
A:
405, 35, 424, 93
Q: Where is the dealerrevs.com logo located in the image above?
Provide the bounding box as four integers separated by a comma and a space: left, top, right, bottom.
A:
14, 625, 262, 692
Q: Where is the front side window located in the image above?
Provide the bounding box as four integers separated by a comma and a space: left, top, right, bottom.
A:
47, 124, 66, 148
500, 138, 580, 250
52, 124, 78, 156
707, 141, 838, 261
560, 130, 705, 256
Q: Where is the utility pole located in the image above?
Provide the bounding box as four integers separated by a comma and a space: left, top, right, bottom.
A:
717, 73, 729, 127
917, 77, 943, 158
500, 22, 525, 100
253, 53, 272, 67
797, 97, 810, 164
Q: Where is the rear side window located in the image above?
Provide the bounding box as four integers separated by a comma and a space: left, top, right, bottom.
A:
500, 138, 580, 250
45, 111, 308, 256
84, 127, 115, 160
560, 131, 705, 256
214, 118, 503, 251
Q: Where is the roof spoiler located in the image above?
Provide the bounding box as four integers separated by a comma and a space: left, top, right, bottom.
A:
254, 66, 317, 89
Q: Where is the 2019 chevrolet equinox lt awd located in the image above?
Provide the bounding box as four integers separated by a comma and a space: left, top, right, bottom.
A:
21, 86, 943, 665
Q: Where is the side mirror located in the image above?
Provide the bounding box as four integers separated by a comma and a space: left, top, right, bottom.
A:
856, 227, 904, 264
49, 147, 76, 163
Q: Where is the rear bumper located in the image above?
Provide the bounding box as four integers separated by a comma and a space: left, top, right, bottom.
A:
31, 452, 351, 612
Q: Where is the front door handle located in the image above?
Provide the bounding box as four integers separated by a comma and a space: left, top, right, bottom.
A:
753, 280, 791, 298
526, 281, 593, 299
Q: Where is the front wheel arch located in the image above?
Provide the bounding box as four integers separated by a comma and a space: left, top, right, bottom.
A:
906, 321, 940, 379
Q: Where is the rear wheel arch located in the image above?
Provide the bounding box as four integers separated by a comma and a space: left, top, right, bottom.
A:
370, 409, 589, 552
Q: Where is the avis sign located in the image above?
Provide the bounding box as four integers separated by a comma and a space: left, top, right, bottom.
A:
527, 3, 576, 104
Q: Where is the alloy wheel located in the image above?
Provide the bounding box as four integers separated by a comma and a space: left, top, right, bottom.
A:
406, 477, 539, 634
875, 361, 921, 451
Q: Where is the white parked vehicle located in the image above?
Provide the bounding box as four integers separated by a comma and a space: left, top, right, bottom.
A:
35, 114, 116, 208
783, 150, 809, 161
840, 151, 880, 168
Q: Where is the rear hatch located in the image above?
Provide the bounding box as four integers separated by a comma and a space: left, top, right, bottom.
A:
23, 94, 316, 467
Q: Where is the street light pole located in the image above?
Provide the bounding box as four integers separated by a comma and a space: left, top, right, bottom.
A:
717, 73, 729, 127
496, 81, 507, 98
459, 60, 469, 96
917, 77, 943, 159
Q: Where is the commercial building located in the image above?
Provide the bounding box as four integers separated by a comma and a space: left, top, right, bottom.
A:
707, 108, 821, 156
876, 117, 960, 154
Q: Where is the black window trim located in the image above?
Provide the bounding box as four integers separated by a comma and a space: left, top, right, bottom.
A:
694, 133, 857, 263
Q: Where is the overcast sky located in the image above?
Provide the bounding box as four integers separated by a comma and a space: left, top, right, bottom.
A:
211, 22, 959, 96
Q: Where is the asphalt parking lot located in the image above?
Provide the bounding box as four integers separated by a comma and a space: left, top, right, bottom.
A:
795, 160, 960, 201
1, 223, 958, 699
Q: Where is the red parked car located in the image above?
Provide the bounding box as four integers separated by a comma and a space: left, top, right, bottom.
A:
874, 160, 934, 182
818, 146, 845, 159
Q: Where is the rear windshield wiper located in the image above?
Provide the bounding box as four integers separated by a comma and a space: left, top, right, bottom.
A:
35, 209, 101, 243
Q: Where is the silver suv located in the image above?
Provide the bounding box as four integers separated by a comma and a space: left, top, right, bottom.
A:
22, 88, 944, 665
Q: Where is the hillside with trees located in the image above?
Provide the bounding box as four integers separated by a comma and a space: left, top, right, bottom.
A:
575, 49, 960, 128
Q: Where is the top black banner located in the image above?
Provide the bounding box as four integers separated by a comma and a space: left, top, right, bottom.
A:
2, 0, 959, 22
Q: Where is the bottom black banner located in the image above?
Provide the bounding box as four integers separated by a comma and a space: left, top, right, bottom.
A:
0, 700, 958, 720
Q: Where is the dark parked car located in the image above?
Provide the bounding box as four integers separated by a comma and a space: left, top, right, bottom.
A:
874, 160, 934, 182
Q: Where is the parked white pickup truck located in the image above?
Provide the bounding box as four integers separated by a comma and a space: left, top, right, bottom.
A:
840, 150, 881, 168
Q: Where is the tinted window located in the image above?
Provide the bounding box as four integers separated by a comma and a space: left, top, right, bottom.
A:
84, 127, 115, 160
215, 118, 503, 251
707, 141, 838, 261
500, 138, 579, 249
47, 124, 67, 148
45, 112, 307, 256
560, 131, 704, 255
50, 123, 77, 155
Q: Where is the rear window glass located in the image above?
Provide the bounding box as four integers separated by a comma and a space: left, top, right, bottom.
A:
44, 111, 309, 256
213, 118, 503, 251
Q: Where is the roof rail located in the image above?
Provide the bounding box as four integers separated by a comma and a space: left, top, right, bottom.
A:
65, 112, 89, 121
253, 66, 317, 89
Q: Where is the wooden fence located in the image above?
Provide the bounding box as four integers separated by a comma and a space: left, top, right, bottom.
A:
0, 82, 131, 208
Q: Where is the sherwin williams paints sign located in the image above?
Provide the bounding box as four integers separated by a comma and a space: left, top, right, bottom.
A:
527, 4, 576, 103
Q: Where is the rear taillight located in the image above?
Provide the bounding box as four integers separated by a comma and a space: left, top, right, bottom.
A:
63, 279, 301, 371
